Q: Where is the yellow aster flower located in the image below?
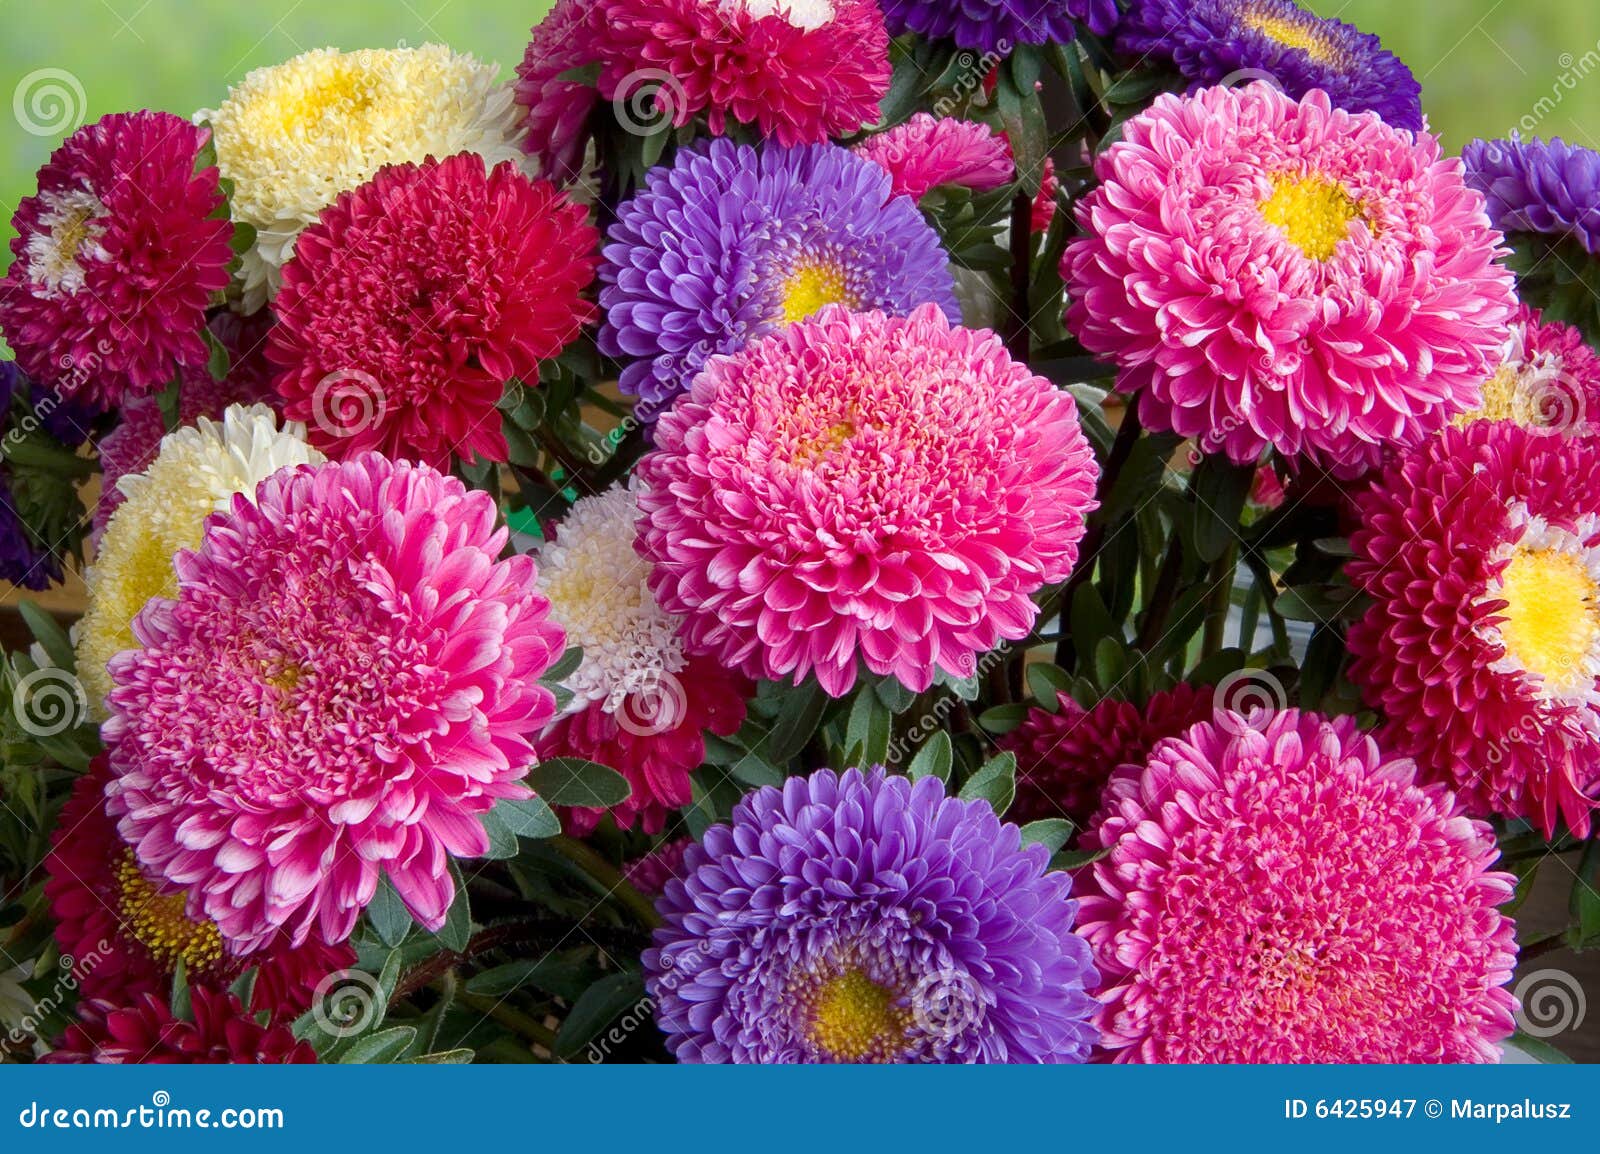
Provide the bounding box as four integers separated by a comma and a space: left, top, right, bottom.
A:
201, 45, 528, 310
75, 405, 323, 716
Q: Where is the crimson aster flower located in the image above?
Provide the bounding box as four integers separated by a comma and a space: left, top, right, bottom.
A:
1001, 684, 1215, 828
270, 152, 597, 469
514, 0, 602, 186
0, 111, 232, 407
854, 115, 1014, 203
635, 304, 1099, 698
594, 0, 890, 147
1063, 84, 1516, 475
646, 768, 1099, 1063
103, 454, 567, 952
532, 485, 749, 835
1078, 709, 1519, 1063
1454, 305, 1600, 437
46, 987, 317, 1064
43, 759, 353, 1019
1347, 420, 1600, 837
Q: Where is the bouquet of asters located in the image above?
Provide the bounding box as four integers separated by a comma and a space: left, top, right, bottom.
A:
0, 0, 1594, 1065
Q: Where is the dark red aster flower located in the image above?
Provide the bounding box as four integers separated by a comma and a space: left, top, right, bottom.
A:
46, 987, 317, 1064
270, 152, 597, 469
1001, 683, 1215, 828
43, 759, 353, 1021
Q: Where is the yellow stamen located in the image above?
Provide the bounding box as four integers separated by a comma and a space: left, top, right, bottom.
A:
1241, 10, 1339, 64
1260, 175, 1363, 262
1495, 548, 1600, 694
116, 850, 226, 975
808, 969, 911, 1062
780, 258, 858, 323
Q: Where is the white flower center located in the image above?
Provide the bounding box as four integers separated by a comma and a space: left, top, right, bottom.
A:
26, 186, 109, 296
725, 0, 836, 30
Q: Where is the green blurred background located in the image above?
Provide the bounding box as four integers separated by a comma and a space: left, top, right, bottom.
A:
0, 0, 1596, 242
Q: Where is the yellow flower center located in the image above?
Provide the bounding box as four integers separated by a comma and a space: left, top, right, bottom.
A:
807, 969, 912, 1062
1460, 364, 1526, 427
258, 59, 380, 138
1495, 548, 1600, 694
780, 257, 859, 323
1240, 10, 1338, 64
1260, 175, 1363, 262
115, 850, 226, 975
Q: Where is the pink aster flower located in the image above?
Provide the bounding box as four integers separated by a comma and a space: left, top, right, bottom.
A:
854, 114, 1014, 202
0, 111, 232, 408
1079, 708, 1519, 1063
636, 304, 1099, 698
514, 0, 602, 185
1001, 684, 1215, 828
270, 153, 597, 470
624, 837, 693, 895
595, 0, 890, 147
1032, 156, 1060, 236
1457, 304, 1600, 437
103, 454, 566, 952
1348, 420, 1600, 837
1063, 84, 1516, 475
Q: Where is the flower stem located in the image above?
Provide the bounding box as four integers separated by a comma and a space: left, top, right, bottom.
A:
549, 836, 663, 929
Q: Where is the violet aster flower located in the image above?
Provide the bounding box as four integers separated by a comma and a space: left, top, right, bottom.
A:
879, 0, 1117, 53
645, 768, 1100, 1063
1116, 0, 1422, 131
599, 138, 957, 415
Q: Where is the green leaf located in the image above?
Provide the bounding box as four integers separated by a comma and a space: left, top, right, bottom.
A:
466, 953, 593, 1001
478, 806, 521, 860
906, 731, 953, 785
431, 861, 472, 953
367, 873, 413, 948
495, 795, 562, 840
404, 1049, 475, 1064
1092, 637, 1127, 692
338, 1025, 417, 1065
1025, 663, 1073, 712
542, 647, 584, 685
1190, 455, 1254, 564
527, 758, 631, 809
764, 679, 829, 763
202, 325, 232, 382
1051, 844, 1113, 871
1019, 819, 1075, 853
976, 703, 1030, 735
554, 971, 646, 1059
727, 751, 784, 789
872, 675, 919, 714
17, 602, 74, 672
170, 957, 193, 1023
228, 967, 259, 1013
957, 751, 1016, 816
1504, 1032, 1574, 1064
844, 686, 892, 766
1569, 838, 1600, 949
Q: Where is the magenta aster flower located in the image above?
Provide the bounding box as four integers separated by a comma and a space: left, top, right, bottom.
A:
1001, 684, 1215, 828
0, 111, 232, 407
625, 838, 693, 895
1063, 84, 1516, 475
636, 304, 1099, 698
1079, 709, 1519, 1063
646, 768, 1099, 1063
1347, 421, 1600, 837
44, 759, 353, 1020
47, 987, 317, 1064
103, 454, 566, 952
270, 153, 598, 470
595, 0, 890, 147
854, 115, 1014, 203
514, 0, 601, 185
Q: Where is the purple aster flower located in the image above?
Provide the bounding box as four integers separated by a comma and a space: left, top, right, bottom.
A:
880, 0, 1117, 53
1463, 136, 1600, 256
644, 768, 1099, 1063
1116, 0, 1422, 131
599, 139, 958, 417
0, 364, 79, 588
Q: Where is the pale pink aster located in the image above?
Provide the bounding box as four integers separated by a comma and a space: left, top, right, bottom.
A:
636, 304, 1099, 698
1063, 84, 1516, 475
1078, 708, 1519, 1063
514, 0, 602, 185
853, 114, 1014, 202
1457, 304, 1600, 437
103, 454, 566, 952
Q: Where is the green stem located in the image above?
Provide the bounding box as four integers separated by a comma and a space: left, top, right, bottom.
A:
549, 836, 663, 929
2, 437, 92, 477
1201, 543, 1239, 659
458, 991, 559, 1052
1054, 405, 1143, 667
